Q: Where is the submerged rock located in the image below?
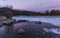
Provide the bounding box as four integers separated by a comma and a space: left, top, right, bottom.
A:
16, 20, 28, 23
35, 21, 41, 24
18, 29, 25, 34
13, 21, 60, 38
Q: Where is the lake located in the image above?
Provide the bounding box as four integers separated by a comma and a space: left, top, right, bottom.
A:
0, 16, 60, 38
12, 16, 60, 27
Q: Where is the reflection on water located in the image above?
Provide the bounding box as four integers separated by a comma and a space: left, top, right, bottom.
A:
0, 26, 6, 38
44, 28, 60, 34
12, 16, 60, 26
12, 16, 60, 35
0, 16, 59, 38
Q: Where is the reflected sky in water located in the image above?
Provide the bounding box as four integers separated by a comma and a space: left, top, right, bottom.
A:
12, 16, 60, 26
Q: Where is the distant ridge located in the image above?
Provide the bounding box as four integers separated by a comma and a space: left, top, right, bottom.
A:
0, 7, 60, 16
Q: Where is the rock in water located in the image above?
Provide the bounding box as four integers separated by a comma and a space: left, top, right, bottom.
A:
18, 29, 25, 35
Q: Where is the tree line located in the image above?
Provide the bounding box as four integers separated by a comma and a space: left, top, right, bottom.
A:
0, 7, 60, 16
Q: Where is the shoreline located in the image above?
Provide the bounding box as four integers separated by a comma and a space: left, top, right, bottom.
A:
14, 20, 60, 32
0, 20, 60, 38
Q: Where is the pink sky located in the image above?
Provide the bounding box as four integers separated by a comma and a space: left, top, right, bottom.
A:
0, 0, 60, 11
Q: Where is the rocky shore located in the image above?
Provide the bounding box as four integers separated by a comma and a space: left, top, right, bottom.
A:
0, 20, 60, 38
13, 20, 60, 38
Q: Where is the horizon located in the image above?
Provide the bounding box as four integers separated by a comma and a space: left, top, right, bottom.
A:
0, 0, 60, 11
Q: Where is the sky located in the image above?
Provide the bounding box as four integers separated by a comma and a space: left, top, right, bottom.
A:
0, 0, 60, 11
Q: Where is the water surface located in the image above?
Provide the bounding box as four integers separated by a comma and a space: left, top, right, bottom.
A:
12, 16, 60, 26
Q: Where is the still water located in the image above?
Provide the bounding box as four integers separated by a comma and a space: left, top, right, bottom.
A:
0, 16, 60, 38
12, 16, 60, 27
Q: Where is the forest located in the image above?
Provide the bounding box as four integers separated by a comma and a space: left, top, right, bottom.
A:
0, 7, 60, 16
